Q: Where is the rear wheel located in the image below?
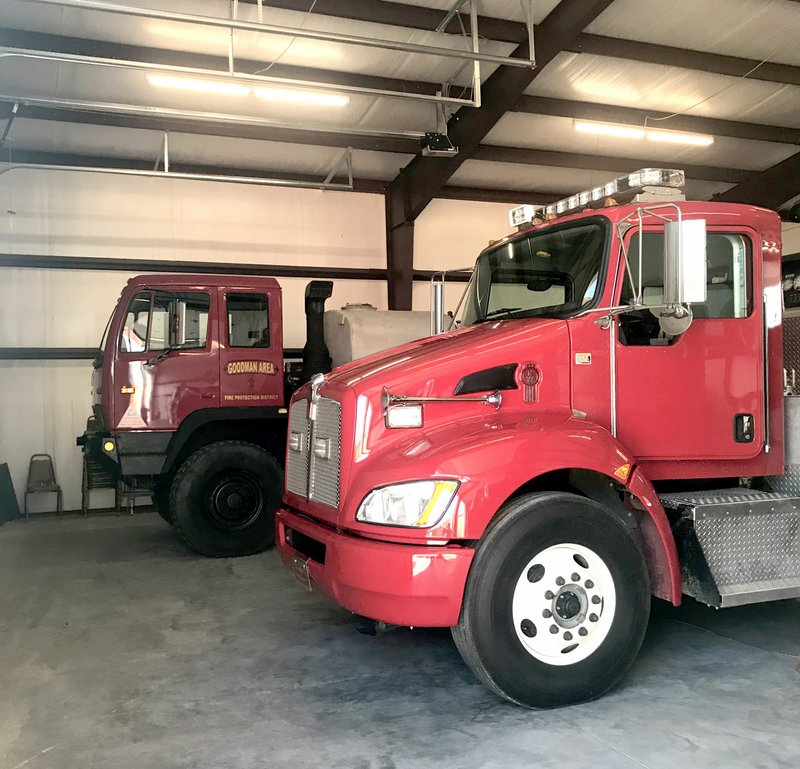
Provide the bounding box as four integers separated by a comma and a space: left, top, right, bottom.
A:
452, 491, 649, 708
169, 441, 282, 557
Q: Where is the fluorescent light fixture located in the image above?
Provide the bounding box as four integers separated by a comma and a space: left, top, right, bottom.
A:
573, 119, 713, 147
574, 120, 645, 140
147, 74, 249, 96
646, 129, 714, 146
254, 87, 349, 107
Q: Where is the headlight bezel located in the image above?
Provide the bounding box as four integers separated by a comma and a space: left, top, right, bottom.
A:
355, 479, 459, 529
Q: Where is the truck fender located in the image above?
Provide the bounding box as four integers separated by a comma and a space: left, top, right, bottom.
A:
404, 413, 680, 605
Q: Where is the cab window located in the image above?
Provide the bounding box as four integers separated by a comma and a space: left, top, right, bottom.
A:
227, 293, 270, 348
619, 231, 751, 347
119, 292, 150, 353
119, 291, 209, 353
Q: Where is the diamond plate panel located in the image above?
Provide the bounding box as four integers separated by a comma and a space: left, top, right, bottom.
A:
659, 488, 786, 508
695, 509, 800, 601
285, 399, 310, 499
309, 397, 341, 508
783, 316, 800, 392
763, 465, 800, 496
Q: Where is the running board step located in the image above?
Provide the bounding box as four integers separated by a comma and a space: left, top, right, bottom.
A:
660, 489, 800, 608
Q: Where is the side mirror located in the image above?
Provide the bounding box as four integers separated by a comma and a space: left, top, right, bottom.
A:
663, 219, 707, 306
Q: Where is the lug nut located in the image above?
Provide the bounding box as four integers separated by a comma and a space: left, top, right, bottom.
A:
550, 625, 559, 634
545, 590, 554, 600
571, 573, 580, 582
555, 576, 565, 586
563, 631, 573, 641
589, 613, 598, 622
542, 609, 552, 618
585, 580, 594, 589
579, 627, 588, 637
592, 595, 601, 605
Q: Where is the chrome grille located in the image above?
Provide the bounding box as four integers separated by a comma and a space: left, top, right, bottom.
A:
284, 395, 342, 508
309, 397, 342, 508
285, 399, 310, 498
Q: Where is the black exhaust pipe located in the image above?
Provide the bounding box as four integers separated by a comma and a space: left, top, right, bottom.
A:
301, 280, 334, 382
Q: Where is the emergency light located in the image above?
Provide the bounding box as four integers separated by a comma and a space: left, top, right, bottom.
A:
508, 168, 686, 230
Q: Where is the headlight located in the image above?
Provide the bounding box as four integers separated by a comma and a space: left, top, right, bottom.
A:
356, 480, 459, 528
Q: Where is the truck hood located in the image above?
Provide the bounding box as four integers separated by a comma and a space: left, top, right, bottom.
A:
324, 316, 570, 402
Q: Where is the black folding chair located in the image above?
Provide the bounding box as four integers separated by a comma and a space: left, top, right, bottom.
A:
24, 454, 63, 518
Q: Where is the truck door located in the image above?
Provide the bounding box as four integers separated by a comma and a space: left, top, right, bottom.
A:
113, 289, 217, 430
218, 288, 284, 408
613, 227, 765, 464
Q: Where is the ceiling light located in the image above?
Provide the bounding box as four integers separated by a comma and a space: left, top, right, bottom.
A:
573, 120, 645, 140
254, 87, 349, 107
646, 129, 714, 146
573, 119, 714, 147
147, 74, 249, 96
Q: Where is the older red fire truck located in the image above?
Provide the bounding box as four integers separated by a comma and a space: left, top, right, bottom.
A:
78, 276, 338, 557
276, 168, 800, 707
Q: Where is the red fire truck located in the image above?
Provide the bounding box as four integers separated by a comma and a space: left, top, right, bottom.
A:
276, 168, 800, 708
78, 275, 335, 557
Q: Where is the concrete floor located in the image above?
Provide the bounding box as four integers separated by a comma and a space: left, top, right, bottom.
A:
1, 515, 799, 769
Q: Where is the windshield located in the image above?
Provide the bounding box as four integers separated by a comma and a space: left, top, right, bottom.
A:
461, 219, 607, 325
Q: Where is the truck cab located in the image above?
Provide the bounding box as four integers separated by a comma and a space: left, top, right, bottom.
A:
276, 168, 797, 708
81, 274, 325, 557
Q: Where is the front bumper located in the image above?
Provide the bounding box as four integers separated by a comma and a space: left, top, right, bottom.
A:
276, 506, 474, 627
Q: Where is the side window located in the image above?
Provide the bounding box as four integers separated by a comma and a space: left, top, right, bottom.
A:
619, 231, 752, 346
119, 292, 151, 353
621, 232, 751, 318
227, 293, 270, 348
120, 291, 209, 353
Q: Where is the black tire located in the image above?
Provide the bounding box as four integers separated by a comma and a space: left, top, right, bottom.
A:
452, 491, 650, 708
169, 441, 282, 558
152, 477, 172, 524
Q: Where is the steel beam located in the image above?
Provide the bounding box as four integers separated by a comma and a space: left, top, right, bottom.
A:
571, 34, 800, 87
0, 28, 440, 97
0, 97, 421, 154
0, 149, 387, 193
244, 1, 800, 87
713, 151, 800, 210
383, 0, 614, 310
474, 145, 751, 185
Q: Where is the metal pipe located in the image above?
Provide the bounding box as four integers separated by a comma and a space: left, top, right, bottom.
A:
0, 102, 18, 148
436, 0, 470, 33
20, 0, 536, 69
470, 0, 481, 109
0, 93, 426, 141
430, 277, 444, 335
0, 48, 476, 107
0, 162, 355, 191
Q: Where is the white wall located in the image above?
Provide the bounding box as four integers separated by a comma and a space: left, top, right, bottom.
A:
0, 169, 389, 511
412, 197, 520, 314
783, 222, 800, 257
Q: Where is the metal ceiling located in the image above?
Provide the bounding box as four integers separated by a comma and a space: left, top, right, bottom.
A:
2, 0, 800, 304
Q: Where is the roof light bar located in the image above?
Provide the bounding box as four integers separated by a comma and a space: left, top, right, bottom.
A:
507, 168, 686, 230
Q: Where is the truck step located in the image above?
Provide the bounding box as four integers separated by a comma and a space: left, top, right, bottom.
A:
660, 488, 800, 608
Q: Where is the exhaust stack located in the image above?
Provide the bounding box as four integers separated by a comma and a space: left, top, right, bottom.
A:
301, 280, 334, 382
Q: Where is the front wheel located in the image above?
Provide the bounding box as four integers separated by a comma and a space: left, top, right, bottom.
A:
452, 491, 649, 708
169, 441, 282, 557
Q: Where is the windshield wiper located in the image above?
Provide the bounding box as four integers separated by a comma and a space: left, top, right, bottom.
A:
483, 306, 522, 320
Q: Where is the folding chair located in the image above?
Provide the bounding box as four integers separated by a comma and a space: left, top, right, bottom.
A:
24, 454, 63, 518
